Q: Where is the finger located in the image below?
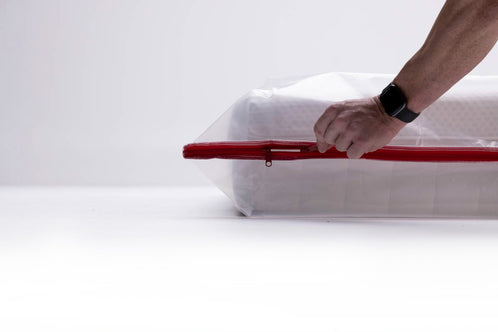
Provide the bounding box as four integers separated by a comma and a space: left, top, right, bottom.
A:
314, 117, 331, 153
335, 133, 354, 152
346, 142, 366, 159
313, 105, 340, 141
322, 117, 347, 147
316, 141, 333, 153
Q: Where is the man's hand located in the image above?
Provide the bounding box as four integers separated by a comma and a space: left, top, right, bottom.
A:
313, 96, 407, 159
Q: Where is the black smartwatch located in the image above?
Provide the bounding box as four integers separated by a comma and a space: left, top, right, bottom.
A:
379, 83, 419, 123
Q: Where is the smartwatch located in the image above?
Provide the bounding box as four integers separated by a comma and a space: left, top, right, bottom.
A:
379, 83, 419, 123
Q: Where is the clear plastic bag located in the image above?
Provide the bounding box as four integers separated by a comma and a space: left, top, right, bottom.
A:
184, 72, 498, 218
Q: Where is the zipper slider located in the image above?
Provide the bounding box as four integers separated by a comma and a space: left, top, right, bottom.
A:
265, 148, 272, 167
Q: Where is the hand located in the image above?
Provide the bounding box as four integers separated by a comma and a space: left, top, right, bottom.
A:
313, 96, 407, 159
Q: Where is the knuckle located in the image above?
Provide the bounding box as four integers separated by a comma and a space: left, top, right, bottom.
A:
314, 123, 327, 137
328, 101, 343, 109
348, 121, 362, 132
325, 104, 338, 111
324, 105, 339, 116
337, 100, 347, 108
336, 145, 346, 152
333, 117, 347, 128
324, 135, 336, 145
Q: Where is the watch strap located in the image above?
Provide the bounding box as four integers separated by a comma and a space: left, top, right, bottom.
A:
395, 105, 419, 123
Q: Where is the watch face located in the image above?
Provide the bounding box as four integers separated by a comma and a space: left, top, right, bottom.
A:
380, 84, 406, 116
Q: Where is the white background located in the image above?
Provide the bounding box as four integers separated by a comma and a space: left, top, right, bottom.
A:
1, 0, 497, 186
2, 1, 498, 331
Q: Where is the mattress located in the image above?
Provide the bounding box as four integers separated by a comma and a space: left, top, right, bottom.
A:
184, 72, 498, 218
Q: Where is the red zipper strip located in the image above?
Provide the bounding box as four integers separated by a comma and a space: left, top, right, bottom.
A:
183, 140, 498, 166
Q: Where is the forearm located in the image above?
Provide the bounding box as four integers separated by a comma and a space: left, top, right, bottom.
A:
393, 0, 498, 113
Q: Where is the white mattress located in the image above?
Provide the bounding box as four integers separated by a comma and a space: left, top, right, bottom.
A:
191, 72, 498, 217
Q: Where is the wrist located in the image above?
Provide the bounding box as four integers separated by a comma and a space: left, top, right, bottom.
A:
391, 78, 426, 114
392, 52, 440, 113
373, 96, 407, 131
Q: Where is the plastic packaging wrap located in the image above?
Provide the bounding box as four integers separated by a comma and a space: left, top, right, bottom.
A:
183, 72, 498, 218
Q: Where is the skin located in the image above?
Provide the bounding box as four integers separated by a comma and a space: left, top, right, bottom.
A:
314, 0, 498, 159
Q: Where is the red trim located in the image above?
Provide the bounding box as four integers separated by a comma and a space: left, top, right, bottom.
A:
183, 140, 498, 163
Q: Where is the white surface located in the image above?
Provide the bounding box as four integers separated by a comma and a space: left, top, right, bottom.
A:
2, 186, 498, 331
2, 0, 498, 186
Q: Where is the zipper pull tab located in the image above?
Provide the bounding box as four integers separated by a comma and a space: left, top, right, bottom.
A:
265, 148, 272, 167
